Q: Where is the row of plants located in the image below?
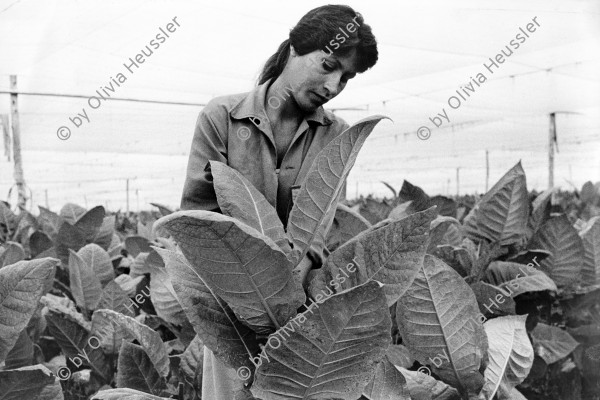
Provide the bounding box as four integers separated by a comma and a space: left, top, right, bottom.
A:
1, 115, 599, 399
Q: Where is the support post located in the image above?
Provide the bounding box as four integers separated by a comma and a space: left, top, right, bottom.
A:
549, 112, 556, 189
126, 178, 130, 216
485, 150, 489, 192
10, 75, 28, 210
456, 167, 460, 197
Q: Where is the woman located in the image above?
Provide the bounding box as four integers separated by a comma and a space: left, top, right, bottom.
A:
180, 4, 378, 398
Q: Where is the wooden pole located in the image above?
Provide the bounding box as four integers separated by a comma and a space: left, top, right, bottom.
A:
456, 167, 460, 197
126, 178, 130, 216
10, 75, 28, 210
549, 112, 556, 189
45, 189, 49, 208
1, 114, 10, 161
485, 150, 489, 192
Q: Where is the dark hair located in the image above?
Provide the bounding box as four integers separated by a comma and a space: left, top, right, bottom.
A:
258, 5, 378, 85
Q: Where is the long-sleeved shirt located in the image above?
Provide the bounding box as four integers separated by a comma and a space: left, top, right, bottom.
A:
180, 78, 349, 227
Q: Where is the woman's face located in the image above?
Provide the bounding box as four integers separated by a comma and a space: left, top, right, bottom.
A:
283, 46, 359, 112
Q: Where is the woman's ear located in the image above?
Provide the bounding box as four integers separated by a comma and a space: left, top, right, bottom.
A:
289, 44, 297, 57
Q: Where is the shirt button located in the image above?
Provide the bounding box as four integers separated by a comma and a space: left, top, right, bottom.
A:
249, 117, 261, 127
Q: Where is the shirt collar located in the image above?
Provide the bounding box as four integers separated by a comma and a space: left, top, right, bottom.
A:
229, 78, 332, 126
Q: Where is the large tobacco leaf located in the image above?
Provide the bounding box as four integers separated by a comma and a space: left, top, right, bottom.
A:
90, 309, 128, 354
68, 249, 102, 311
441, 224, 463, 247
0, 258, 57, 362
463, 162, 529, 246
210, 160, 292, 254
428, 216, 461, 253
479, 315, 533, 400
97, 280, 135, 317
396, 255, 487, 397
310, 208, 435, 306
360, 198, 393, 225
433, 245, 473, 278
92, 388, 171, 400
30, 231, 55, 259
78, 243, 114, 286
470, 281, 516, 316
154, 210, 304, 333
580, 217, 600, 285
388, 201, 415, 221
398, 180, 431, 212
0, 241, 25, 268
326, 203, 372, 252
37, 206, 61, 242
287, 115, 389, 264
73, 206, 106, 243
484, 261, 557, 296
128, 252, 150, 278
179, 335, 204, 390
251, 281, 391, 400
145, 248, 187, 325
0, 202, 18, 237
55, 221, 87, 265
397, 368, 460, 400
362, 356, 411, 400
92, 215, 116, 251
386, 344, 415, 369
529, 215, 584, 288
41, 293, 89, 328
116, 341, 168, 396
156, 246, 260, 371
430, 195, 458, 218
5, 329, 34, 369
55, 206, 105, 265
113, 274, 144, 298
124, 236, 152, 258
530, 323, 579, 364
94, 309, 170, 378
0, 364, 64, 400
59, 203, 87, 224
151, 203, 174, 217
45, 309, 111, 382
526, 188, 554, 240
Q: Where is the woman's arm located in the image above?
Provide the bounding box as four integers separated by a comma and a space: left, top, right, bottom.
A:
180, 102, 229, 212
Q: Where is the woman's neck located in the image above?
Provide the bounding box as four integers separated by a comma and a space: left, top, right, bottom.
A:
265, 77, 304, 127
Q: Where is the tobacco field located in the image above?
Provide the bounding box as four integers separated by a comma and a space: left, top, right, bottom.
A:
1, 116, 599, 400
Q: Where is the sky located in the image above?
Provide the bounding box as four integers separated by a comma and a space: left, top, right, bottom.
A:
0, 0, 599, 213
